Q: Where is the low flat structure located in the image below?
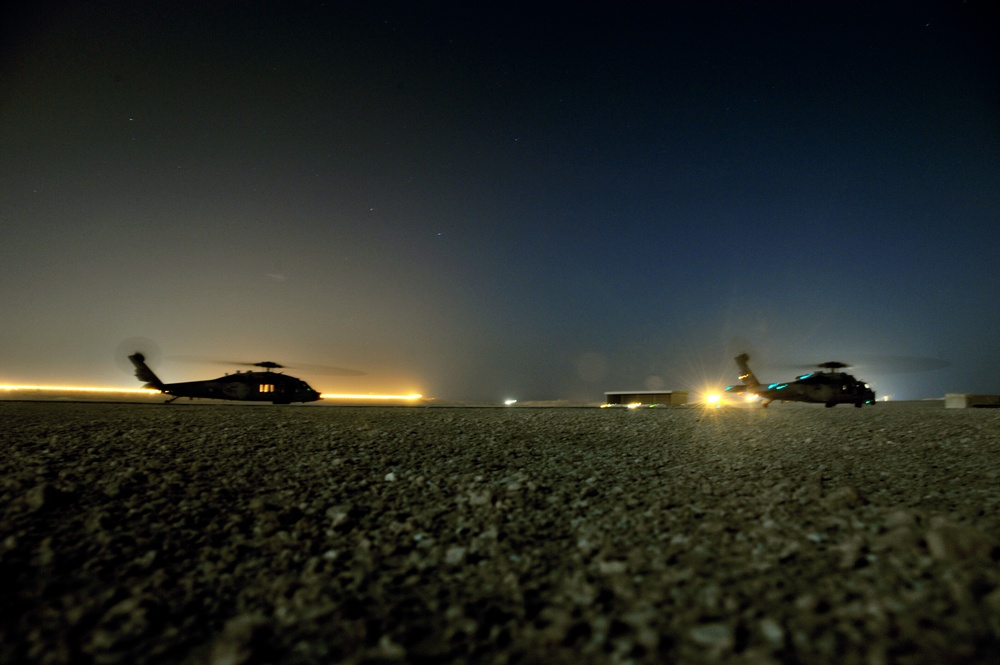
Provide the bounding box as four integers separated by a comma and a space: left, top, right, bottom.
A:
945, 393, 1000, 408
604, 390, 688, 406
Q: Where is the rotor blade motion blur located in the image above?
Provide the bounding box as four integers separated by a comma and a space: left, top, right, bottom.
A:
169, 356, 367, 376
780, 356, 949, 375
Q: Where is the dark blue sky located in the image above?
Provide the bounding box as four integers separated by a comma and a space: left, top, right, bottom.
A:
2, 2, 997, 401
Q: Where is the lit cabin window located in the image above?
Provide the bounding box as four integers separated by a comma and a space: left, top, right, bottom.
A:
259, 384, 275, 393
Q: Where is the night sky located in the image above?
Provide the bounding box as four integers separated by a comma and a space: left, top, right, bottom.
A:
2, 2, 998, 402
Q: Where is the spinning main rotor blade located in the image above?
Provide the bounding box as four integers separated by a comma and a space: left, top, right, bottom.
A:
780, 356, 949, 375
169, 356, 366, 376
851, 355, 950, 375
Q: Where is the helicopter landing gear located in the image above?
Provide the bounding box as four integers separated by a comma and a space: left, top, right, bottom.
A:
854, 401, 863, 408
164, 395, 180, 404
825, 402, 836, 408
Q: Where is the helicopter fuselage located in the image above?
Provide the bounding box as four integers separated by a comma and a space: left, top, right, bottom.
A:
160, 371, 322, 404
725, 354, 876, 407
750, 372, 876, 407
129, 352, 323, 404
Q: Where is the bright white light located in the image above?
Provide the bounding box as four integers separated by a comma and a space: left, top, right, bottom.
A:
504, 399, 517, 405
627, 402, 642, 409
704, 393, 722, 406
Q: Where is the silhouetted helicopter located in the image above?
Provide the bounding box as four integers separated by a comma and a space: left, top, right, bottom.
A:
725, 353, 876, 408
129, 353, 324, 404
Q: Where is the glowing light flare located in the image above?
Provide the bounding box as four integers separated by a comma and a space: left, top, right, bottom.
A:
704, 393, 722, 406
0, 384, 159, 394
321, 393, 423, 401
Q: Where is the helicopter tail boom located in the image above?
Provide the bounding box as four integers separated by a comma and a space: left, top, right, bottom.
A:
734, 353, 761, 388
129, 353, 165, 391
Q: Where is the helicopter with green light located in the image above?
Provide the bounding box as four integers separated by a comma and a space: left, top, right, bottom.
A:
724, 353, 876, 408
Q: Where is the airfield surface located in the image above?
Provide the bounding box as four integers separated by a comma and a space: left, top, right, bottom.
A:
1, 401, 998, 664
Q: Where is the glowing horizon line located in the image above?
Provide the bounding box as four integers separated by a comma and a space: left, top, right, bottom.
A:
0, 384, 159, 394
322, 393, 423, 401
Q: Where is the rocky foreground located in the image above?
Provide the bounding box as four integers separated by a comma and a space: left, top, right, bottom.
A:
1, 402, 998, 665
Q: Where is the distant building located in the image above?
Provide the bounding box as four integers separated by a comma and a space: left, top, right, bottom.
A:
604, 390, 688, 406
945, 393, 1000, 408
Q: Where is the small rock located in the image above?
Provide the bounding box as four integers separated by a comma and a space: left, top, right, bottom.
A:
468, 488, 493, 506
758, 617, 784, 646
925, 523, 998, 562
208, 614, 271, 665
689, 622, 733, 650
25, 483, 74, 513
872, 525, 920, 552
821, 485, 864, 510
445, 546, 467, 565
598, 560, 628, 575
371, 635, 406, 661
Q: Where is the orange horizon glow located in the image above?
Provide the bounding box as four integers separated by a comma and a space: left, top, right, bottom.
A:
321, 393, 423, 401
0, 384, 159, 394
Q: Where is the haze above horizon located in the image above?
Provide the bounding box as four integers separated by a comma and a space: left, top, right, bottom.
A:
2, 2, 997, 401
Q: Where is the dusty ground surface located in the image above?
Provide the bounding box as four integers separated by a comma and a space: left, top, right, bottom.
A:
1, 401, 998, 664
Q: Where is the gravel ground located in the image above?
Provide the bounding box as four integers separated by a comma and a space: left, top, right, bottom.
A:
1, 401, 998, 665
